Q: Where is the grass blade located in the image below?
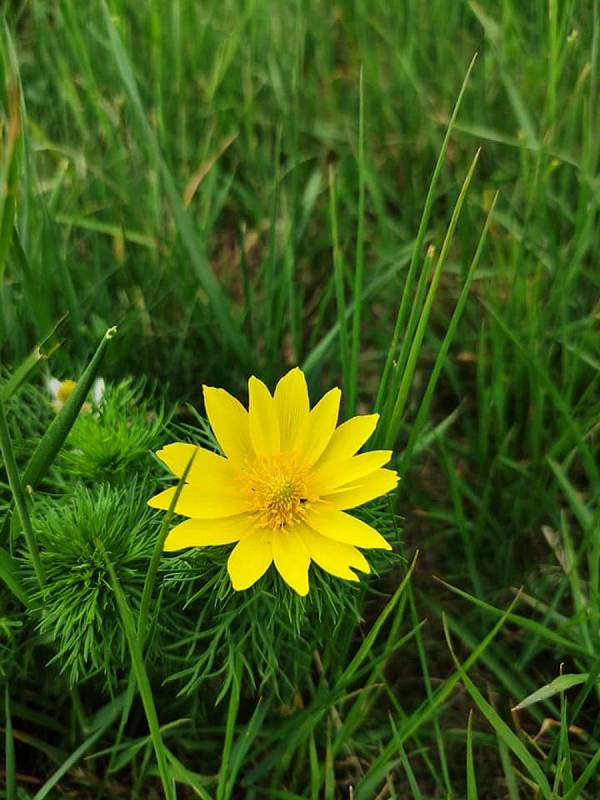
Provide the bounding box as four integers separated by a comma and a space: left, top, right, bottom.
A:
217, 667, 240, 800
98, 538, 176, 800
348, 67, 365, 416
0, 396, 44, 587
436, 577, 595, 658
224, 696, 267, 798
0, 347, 48, 404
0, 24, 21, 282
4, 685, 16, 800
443, 614, 553, 800
562, 746, 600, 800
22, 326, 117, 491
466, 710, 478, 800
334, 552, 418, 689
374, 53, 477, 414
328, 165, 351, 407
0, 544, 29, 606
356, 592, 521, 799
32, 694, 125, 800
382, 148, 481, 448
399, 191, 498, 471
512, 673, 589, 711
108, 450, 198, 781
99, 1, 250, 367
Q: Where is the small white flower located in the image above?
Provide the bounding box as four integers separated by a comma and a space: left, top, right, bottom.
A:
91, 377, 106, 406
46, 377, 106, 414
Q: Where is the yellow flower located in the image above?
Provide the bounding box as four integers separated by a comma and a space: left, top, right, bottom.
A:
148, 368, 398, 596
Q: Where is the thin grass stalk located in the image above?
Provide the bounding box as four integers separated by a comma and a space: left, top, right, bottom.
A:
399, 191, 498, 472
217, 666, 241, 800
328, 165, 351, 407
355, 593, 521, 799
107, 450, 198, 780
0, 396, 44, 588
382, 148, 481, 448
22, 326, 117, 491
348, 67, 365, 416
374, 53, 477, 414
32, 694, 125, 800
99, 1, 250, 367
0, 345, 51, 404
0, 545, 29, 606
466, 710, 478, 800
4, 686, 16, 800
562, 746, 600, 800
377, 243, 436, 442
138, 449, 198, 642
0, 24, 21, 283
407, 575, 451, 793
442, 614, 553, 800
98, 539, 176, 800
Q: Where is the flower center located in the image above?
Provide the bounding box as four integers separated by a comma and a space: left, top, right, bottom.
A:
57, 379, 77, 402
240, 457, 312, 529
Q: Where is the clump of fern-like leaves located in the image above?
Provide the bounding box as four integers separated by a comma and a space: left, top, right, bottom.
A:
55, 378, 165, 485
28, 482, 157, 689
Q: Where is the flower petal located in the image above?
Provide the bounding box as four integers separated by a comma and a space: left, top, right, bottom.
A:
313, 450, 393, 494
272, 528, 310, 596
305, 506, 392, 549
248, 376, 280, 456
46, 377, 61, 399
203, 385, 253, 465
297, 387, 341, 467
148, 485, 247, 518
322, 469, 399, 510
164, 514, 255, 551
228, 529, 273, 590
299, 524, 369, 580
155, 443, 237, 487
314, 413, 379, 469
274, 367, 310, 452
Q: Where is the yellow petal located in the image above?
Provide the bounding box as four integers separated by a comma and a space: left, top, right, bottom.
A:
305, 506, 392, 549
313, 450, 393, 494
164, 515, 255, 551
314, 413, 379, 469
248, 376, 280, 456
155, 443, 237, 487
274, 367, 310, 452
147, 485, 247, 518
299, 524, 369, 580
297, 387, 341, 467
322, 469, 399, 510
228, 529, 273, 590
272, 528, 310, 596
203, 386, 253, 466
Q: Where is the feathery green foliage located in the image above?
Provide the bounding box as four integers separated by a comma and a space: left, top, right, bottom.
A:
56, 378, 165, 485
30, 483, 156, 687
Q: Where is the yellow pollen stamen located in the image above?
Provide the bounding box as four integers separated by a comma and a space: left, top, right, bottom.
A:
57, 379, 77, 402
238, 456, 313, 529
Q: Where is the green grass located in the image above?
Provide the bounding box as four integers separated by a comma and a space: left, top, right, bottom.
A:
1, 0, 600, 797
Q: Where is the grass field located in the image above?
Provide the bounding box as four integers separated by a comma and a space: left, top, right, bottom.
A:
1, 1, 600, 797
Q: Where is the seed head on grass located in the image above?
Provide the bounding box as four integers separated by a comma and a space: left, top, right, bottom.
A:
148, 367, 398, 596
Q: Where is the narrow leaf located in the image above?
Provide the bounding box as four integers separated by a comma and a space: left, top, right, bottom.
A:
512, 674, 589, 711
22, 326, 117, 490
